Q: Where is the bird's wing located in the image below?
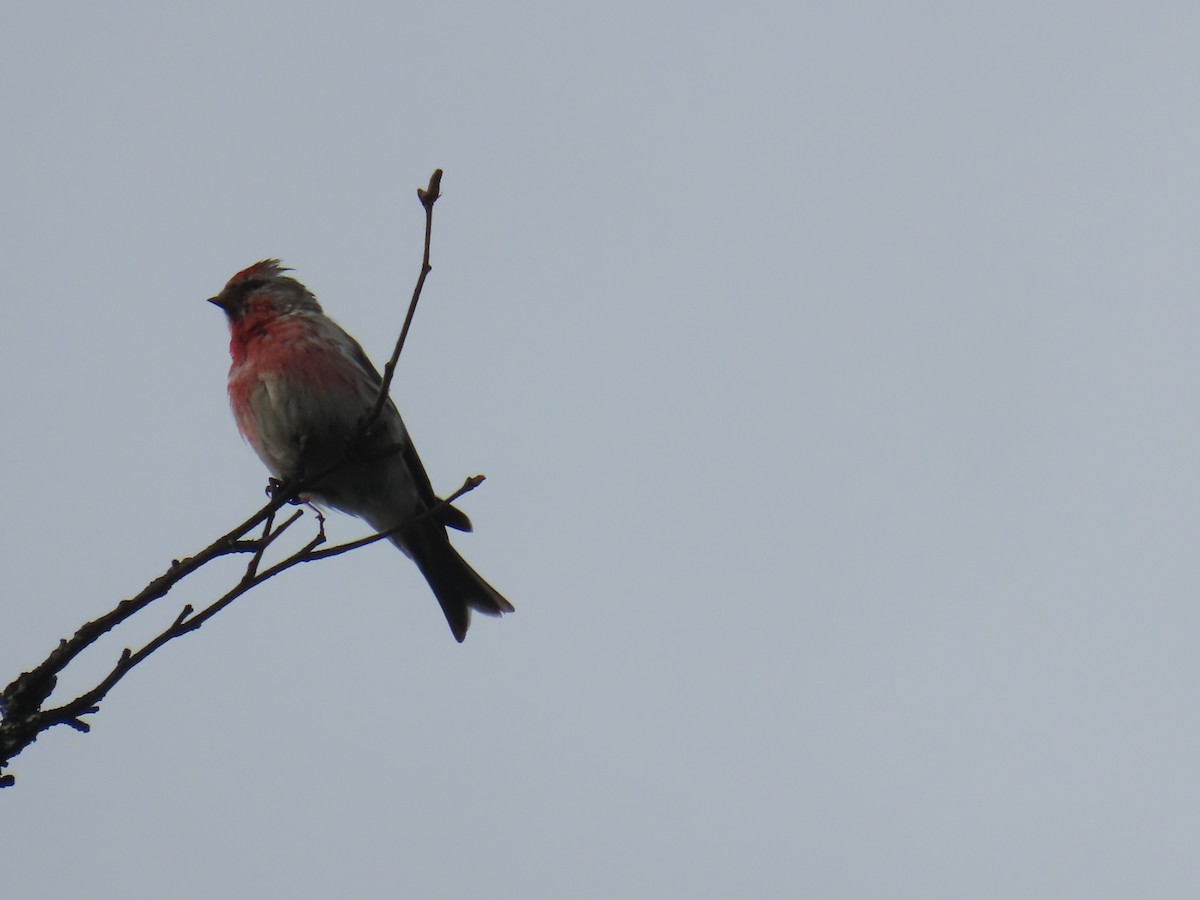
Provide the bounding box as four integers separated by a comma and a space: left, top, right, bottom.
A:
340, 329, 473, 533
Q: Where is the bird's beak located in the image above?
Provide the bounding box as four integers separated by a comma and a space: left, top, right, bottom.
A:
208, 294, 230, 311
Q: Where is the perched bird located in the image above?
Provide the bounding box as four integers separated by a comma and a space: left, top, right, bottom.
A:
209, 259, 513, 641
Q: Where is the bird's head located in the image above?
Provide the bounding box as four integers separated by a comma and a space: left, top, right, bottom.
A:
208, 259, 323, 322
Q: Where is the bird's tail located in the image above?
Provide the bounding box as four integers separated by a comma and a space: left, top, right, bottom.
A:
397, 528, 514, 642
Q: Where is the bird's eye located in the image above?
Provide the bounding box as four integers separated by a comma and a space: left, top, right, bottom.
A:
241, 278, 268, 294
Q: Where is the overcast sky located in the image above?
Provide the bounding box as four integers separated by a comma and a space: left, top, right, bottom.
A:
3, 2, 1199, 898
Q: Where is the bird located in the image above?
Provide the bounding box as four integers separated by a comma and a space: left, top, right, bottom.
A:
208, 259, 513, 641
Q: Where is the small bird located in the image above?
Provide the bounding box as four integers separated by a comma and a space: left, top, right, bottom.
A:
209, 259, 513, 641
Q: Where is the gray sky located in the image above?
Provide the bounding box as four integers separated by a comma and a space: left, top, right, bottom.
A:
3, 2, 1199, 897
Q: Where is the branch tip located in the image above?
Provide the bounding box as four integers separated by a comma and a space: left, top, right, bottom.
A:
418, 169, 443, 208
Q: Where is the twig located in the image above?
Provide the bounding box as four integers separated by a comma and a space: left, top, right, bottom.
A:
368, 168, 442, 425
304, 474, 484, 561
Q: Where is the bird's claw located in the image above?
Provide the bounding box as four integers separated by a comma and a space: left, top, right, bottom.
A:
265, 477, 307, 505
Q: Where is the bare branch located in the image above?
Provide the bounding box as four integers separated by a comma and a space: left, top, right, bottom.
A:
0, 168, 483, 788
